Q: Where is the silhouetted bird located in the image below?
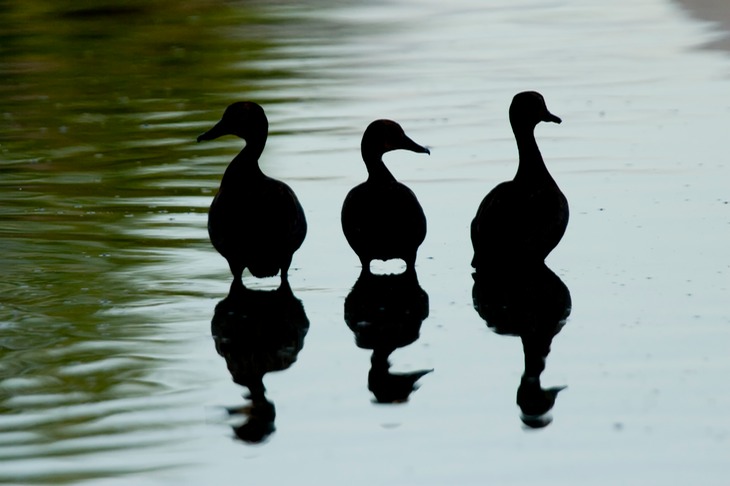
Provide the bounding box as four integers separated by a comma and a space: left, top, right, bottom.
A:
344, 269, 432, 403
198, 102, 307, 283
472, 262, 571, 428
342, 120, 430, 273
212, 279, 309, 443
471, 92, 568, 270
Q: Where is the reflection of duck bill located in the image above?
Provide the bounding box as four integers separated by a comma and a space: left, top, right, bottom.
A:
226, 398, 275, 420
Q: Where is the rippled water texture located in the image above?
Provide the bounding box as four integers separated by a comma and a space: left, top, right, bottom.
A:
1, 0, 729, 484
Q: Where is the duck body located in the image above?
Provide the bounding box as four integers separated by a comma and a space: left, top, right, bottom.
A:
471, 92, 568, 269
342, 177, 426, 269
341, 120, 430, 272
199, 102, 306, 281
471, 175, 568, 267
208, 161, 306, 280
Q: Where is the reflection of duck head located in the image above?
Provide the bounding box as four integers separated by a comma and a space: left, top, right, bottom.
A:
368, 349, 433, 404
212, 279, 309, 443
344, 269, 432, 403
517, 377, 566, 429
227, 385, 276, 444
472, 263, 570, 428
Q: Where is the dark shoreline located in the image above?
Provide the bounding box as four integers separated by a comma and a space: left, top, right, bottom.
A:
673, 0, 730, 51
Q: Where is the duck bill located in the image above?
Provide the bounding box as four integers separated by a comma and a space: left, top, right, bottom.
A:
197, 120, 227, 142
544, 112, 562, 124
401, 135, 431, 155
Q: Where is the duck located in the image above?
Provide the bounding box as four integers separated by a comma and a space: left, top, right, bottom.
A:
344, 269, 432, 403
471, 91, 568, 269
197, 101, 307, 283
472, 261, 571, 429
341, 120, 430, 273
212, 278, 309, 443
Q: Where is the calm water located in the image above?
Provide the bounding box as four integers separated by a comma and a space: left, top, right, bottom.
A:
2, 0, 729, 484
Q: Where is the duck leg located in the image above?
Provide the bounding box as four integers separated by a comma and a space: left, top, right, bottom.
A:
404, 252, 417, 273
228, 260, 244, 282
359, 256, 372, 275
280, 255, 292, 283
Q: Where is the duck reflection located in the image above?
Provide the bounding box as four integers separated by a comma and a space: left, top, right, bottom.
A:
344, 269, 432, 403
211, 279, 309, 443
472, 263, 571, 428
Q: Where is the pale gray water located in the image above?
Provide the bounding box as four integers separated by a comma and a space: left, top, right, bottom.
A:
1, 0, 729, 484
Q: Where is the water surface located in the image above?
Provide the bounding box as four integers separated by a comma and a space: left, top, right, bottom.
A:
1, 0, 729, 484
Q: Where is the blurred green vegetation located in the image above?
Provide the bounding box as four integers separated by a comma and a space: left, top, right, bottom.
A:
0, 1, 344, 482
0, 0, 287, 333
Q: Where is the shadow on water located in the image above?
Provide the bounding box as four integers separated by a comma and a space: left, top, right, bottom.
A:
344, 269, 432, 404
472, 263, 571, 428
211, 280, 309, 444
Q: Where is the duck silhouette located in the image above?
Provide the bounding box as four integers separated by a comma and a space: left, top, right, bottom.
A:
341, 120, 430, 273
198, 102, 307, 283
471, 91, 567, 270
472, 262, 571, 428
211, 279, 309, 443
344, 269, 432, 403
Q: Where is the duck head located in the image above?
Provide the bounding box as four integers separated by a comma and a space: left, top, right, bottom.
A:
197, 101, 268, 142
361, 119, 430, 160
509, 91, 562, 130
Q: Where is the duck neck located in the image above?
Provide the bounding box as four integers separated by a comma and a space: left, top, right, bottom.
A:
513, 125, 553, 184
224, 136, 266, 181
521, 333, 551, 379
362, 150, 396, 183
